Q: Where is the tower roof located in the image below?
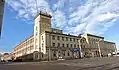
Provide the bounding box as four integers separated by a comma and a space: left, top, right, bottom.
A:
34, 11, 52, 19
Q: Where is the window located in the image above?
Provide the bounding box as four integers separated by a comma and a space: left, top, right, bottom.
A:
92, 40, 93, 44
62, 44, 64, 47
67, 44, 69, 47
77, 45, 79, 48
73, 38, 75, 42
42, 44, 44, 48
70, 38, 72, 41
84, 45, 85, 48
36, 32, 38, 36
30, 46, 33, 50
77, 39, 79, 42
36, 26, 38, 31
68, 51, 70, 56
66, 37, 68, 41
52, 35, 55, 40
62, 37, 64, 41
53, 51, 56, 57
30, 39, 32, 43
58, 43, 60, 47
70, 44, 72, 48
41, 54, 43, 57
57, 36, 60, 40
91, 41, 93, 44
53, 43, 55, 46
74, 44, 76, 48
82, 39, 85, 43
80, 40, 82, 43
42, 36, 43, 40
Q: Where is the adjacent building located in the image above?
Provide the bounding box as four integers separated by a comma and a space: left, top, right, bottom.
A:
0, 53, 12, 61
12, 35, 34, 61
81, 34, 116, 57
2, 11, 117, 61
0, 0, 4, 36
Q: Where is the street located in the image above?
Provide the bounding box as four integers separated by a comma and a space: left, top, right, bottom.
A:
1, 57, 119, 70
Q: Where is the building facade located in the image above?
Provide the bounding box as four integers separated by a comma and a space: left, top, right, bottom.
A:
0, 0, 4, 36
12, 35, 34, 61
3, 11, 117, 61
81, 34, 116, 57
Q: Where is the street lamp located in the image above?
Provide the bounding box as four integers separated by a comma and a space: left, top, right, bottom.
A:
96, 39, 102, 57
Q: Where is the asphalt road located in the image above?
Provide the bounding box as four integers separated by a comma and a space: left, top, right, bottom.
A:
1, 57, 119, 70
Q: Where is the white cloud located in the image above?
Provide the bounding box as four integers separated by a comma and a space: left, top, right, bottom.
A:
7, 0, 119, 36
52, 10, 67, 29
67, 0, 119, 35
96, 12, 119, 22
73, 23, 87, 33
7, 0, 52, 23
52, 0, 66, 10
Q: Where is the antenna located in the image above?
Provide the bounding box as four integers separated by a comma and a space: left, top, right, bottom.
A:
44, 8, 47, 15
35, 0, 39, 13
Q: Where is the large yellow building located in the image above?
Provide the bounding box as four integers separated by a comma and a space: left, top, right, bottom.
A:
3, 11, 116, 61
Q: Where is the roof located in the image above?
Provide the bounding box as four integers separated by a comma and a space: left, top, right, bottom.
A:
86, 34, 104, 39
45, 31, 81, 38
34, 11, 52, 19
104, 41, 115, 44
52, 28, 63, 31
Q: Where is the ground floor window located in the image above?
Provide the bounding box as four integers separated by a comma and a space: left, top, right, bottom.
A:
67, 51, 70, 56
53, 51, 57, 57
41, 54, 43, 58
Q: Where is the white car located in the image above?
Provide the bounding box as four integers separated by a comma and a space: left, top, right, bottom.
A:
108, 53, 111, 57
116, 53, 119, 56
58, 57, 65, 60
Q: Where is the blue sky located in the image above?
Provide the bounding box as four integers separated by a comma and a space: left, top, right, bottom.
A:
0, 0, 119, 53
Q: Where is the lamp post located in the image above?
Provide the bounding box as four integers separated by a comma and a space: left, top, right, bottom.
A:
96, 39, 102, 57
